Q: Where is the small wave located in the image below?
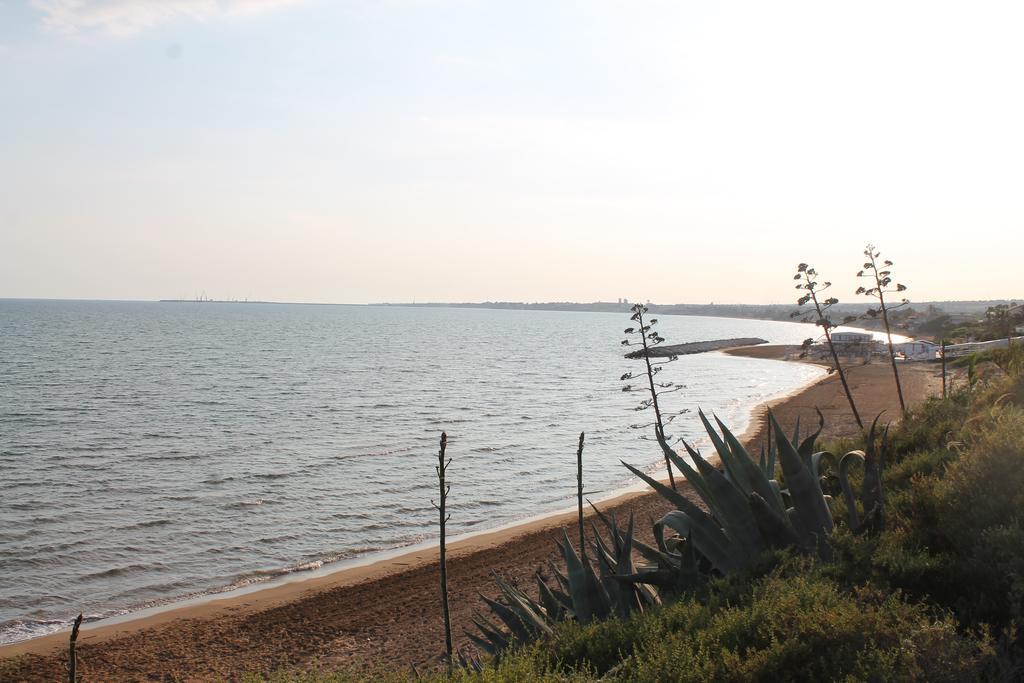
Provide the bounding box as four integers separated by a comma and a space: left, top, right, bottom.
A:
255, 533, 299, 545
127, 519, 173, 530
69, 444, 127, 452
226, 559, 327, 589
84, 563, 150, 580
202, 476, 235, 485
0, 618, 71, 645
248, 472, 292, 480
138, 453, 203, 462
331, 511, 369, 520
335, 445, 414, 459
225, 499, 274, 509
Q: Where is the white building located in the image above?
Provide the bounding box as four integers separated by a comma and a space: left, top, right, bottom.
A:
893, 339, 939, 361
831, 331, 875, 345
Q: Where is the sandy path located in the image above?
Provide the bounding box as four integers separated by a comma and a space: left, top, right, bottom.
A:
0, 353, 943, 681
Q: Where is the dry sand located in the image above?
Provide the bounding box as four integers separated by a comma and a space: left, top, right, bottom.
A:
0, 350, 944, 681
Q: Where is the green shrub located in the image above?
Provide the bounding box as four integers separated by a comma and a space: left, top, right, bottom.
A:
620, 571, 990, 682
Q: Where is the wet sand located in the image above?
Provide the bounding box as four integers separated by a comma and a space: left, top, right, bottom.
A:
0, 350, 943, 681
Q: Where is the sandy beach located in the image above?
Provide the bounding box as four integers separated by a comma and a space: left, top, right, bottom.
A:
0, 349, 944, 681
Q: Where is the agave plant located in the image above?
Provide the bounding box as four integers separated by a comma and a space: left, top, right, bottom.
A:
621, 410, 887, 582
468, 512, 656, 658
824, 415, 888, 535
469, 411, 888, 660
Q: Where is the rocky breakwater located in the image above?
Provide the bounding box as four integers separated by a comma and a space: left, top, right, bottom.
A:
625, 337, 768, 359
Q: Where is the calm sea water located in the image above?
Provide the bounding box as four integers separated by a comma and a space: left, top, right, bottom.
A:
0, 300, 829, 643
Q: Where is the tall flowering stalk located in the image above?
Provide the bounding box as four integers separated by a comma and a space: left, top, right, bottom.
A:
792, 263, 864, 429
857, 244, 909, 413
621, 303, 686, 489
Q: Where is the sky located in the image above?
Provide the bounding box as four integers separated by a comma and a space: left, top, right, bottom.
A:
1, 1, 1022, 305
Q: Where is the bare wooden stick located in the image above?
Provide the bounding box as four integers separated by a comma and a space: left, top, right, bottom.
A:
576, 431, 586, 558
68, 613, 83, 683
430, 432, 453, 671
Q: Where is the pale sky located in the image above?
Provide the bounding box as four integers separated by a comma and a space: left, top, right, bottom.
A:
1, 1, 1021, 304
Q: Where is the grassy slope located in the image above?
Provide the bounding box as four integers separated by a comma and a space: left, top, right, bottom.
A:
257, 355, 1024, 682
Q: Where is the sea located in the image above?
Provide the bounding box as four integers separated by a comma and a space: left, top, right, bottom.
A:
0, 300, 837, 644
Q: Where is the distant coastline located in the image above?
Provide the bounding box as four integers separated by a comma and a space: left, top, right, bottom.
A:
159, 299, 279, 304
377, 299, 1015, 325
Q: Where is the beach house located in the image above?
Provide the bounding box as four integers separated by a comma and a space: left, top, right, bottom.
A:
894, 339, 939, 361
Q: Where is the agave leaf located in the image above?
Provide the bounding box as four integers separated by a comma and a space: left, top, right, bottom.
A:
468, 611, 516, 658
547, 559, 571, 596
659, 510, 743, 574
615, 530, 703, 593
480, 594, 534, 643
716, 416, 788, 517
862, 415, 886, 514
621, 460, 720, 530
616, 512, 636, 574
679, 441, 766, 562
699, 410, 752, 495
589, 503, 631, 556
632, 536, 680, 569
679, 531, 700, 574
635, 581, 661, 608
592, 525, 637, 619
786, 507, 808, 546
611, 512, 640, 619
810, 450, 838, 484
495, 576, 554, 638
770, 411, 834, 541
590, 521, 616, 570
791, 415, 801, 456
611, 569, 689, 591
466, 629, 501, 657
798, 408, 826, 460
749, 492, 801, 550
837, 450, 865, 530
535, 573, 567, 622
558, 529, 611, 624
655, 432, 715, 505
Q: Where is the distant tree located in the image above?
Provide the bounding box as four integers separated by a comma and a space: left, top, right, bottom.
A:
986, 302, 1021, 346
621, 303, 686, 489
916, 313, 952, 338
792, 263, 864, 429
856, 244, 910, 413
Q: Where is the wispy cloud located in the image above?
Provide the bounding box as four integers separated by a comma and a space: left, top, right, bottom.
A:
31, 0, 307, 37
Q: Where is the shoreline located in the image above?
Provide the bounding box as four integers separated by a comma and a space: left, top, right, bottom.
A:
0, 346, 823, 657
1, 348, 944, 679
